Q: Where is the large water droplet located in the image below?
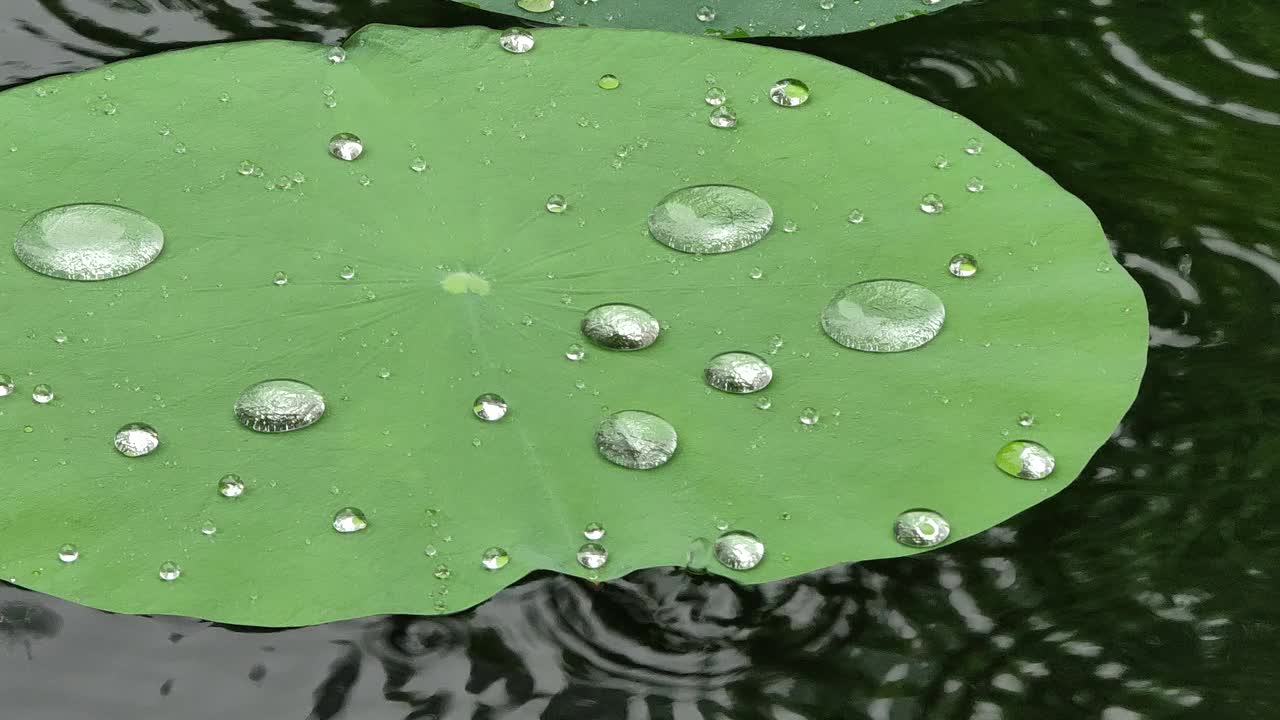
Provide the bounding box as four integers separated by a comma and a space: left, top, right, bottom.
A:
996, 440, 1056, 479
234, 379, 326, 433
0, 374, 14, 397
648, 185, 773, 254
158, 561, 181, 581
583, 522, 606, 541
948, 253, 978, 278
595, 410, 677, 470
576, 542, 608, 569
58, 543, 79, 563
328, 132, 364, 161
32, 384, 53, 404
713, 530, 765, 570
218, 473, 245, 498
499, 28, 535, 54
708, 106, 738, 128
481, 547, 510, 570
114, 422, 159, 457
894, 509, 951, 547
768, 79, 810, 107
704, 352, 773, 394
473, 393, 509, 422
820, 280, 946, 352
14, 204, 164, 281
581, 304, 660, 350
332, 507, 368, 533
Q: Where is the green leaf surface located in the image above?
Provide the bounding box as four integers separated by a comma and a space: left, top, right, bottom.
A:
456, 0, 973, 37
0, 25, 1146, 626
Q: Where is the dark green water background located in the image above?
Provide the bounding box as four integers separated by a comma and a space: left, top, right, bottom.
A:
1, 1, 1276, 717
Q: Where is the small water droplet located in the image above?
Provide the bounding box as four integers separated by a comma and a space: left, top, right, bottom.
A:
0, 374, 14, 397
114, 422, 159, 457
847, 209, 865, 224
218, 473, 245, 498
328, 132, 364, 161
1017, 412, 1036, 427
964, 137, 984, 155
821, 280, 946, 352
339, 265, 356, 280
754, 396, 772, 410
58, 543, 79, 563
648, 185, 773, 254
966, 176, 985, 193
583, 522, 606, 541
423, 544, 438, 557
597, 74, 620, 90
546, 194, 567, 213
357, 174, 371, 187
158, 561, 181, 581
234, 379, 326, 433
326, 46, 347, 64
32, 384, 54, 404
200, 521, 217, 536
473, 393, 509, 422
782, 220, 798, 233
799, 407, 820, 426
272, 271, 288, 286
595, 410, 677, 470
376, 367, 391, 380
948, 253, 978, 278
576, 542, 608, 569
238, 160, 258, 176
581, 304, 660, 350
696, 5, 716, 21
499, 28, 535, 54
565, 343, 586, 361
709, 106, 738, 128
894, 509, 951, 547
410, 157, 428, 173
704, 352, 774, 394
714, 531, 765, 570
517, 0, 555, 11
481, 547, 510, 570
820, 0, 835, 8
53, 331, 67, 345
332, 507, 368, 533
704, 87, 727, 106
934, 155, 950, 169
174, 142, 187, 154
769, 79, 810, 107
996, 440, 1056, 479
919, 193, 945, 214
15, 204, 164, 281
433, 563, 451, 580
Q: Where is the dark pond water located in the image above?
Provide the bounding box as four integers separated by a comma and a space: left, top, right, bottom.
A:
1, 1, 1276, 717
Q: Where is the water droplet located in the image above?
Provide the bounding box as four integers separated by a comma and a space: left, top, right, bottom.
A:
704, 352, 774, 394
234, 379, 326, 433
326, 46, 346, 64
58, 544, 79, 563
328, 132, 364, 161
0, 374, 13, 397
517, 0, 554, 10
238, 160, 258, 176
377, 367, 391, 379
583, 522, 606, 541
581, 304, 660, 350
14, 204, 164, 281
218, 473, 245, 498
113, 422, 159, 457
563, 344, 586, 363
576, 542, 608, 569
754, 396, 772, 410
708, 106, 738, 128
1017, 412, 1036, 427
782, 220, 798, 233
53, 332, 66, 345
499, 28, 535, 54
948, 253, 978, 278
769, 79, 810, 107
423, 544, 438, 557
704, 87, 727, 106
964, 137, 984, 155
597, 74, 620, 90
714, 531, 765, 570
433, 564, 451, 580
481, 547, 510, 570
696, 5, 716, 21
200, 521, 217, 536
934, 155, 950, 169
648, 185, 773, 254
966, 176, 985, 193
821, 280, 946, 352
410, 156, 428, 173
996, 440, 1056, 479
546, 194, 567, 213
473, 393, 509, 422
595, 410, 677, 470
847, 209, 865, 224
332, 507, 368, 533
685, 537, 713, 572
339, 265, 356, 280
174, 142, 187, 154
158, 561, 181, 581
32, 384, 53, 404
799, 407, 820, 426
919, 193, 944, 214
894, 509, 951, 547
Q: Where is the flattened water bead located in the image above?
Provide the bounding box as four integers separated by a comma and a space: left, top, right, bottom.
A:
576, 542, 608, 569
58, 544, 79, 563
595, 410, 677, 470
597, 74, 619, 90
14, 204, 164, 281
113, 422, 159, 457
768, 79, 810, 107
499, 28, 535, 54
32, 384, 53, 404
704, 352, 774, 394
704, 87, 726, 106
218, 473, 245, 498
516, 0, 554, 12
234, 379, 326, 433
894, 509, 951, 547
581, 304, 660, 350
583, 522, 606, 541
327, 132, 363, 161
333, 507, 368, 533
158, 561, 181, 582
996, 440, 1057, 480
708, 106, 738, 129
948, 253, 978, 278
820, 280, 946, 353
481, 547, 510, 570
0, 374, 13, 397
546, 194, 567, 213
713, 531, 765, 570
473, 393, 509, 422
648, 185, 773, 254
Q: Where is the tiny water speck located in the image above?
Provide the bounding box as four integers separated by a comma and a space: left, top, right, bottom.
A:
705, 87, 727, 106
584, 522, 606, 541
326, 46, 346, 64
996, 440, 1056, 479
565, 343, 585, 361
821, 279, 946, 352
1017, 412, 1036, 427
799, 407, 820, 426
473, 393, 509, 422
114, 422, 159, 457
158, 561, 181, 582
272, 271, 288, 286
696, 5, 716, 21
920, 193, 945, 214
714, 531, 765, 570
58, 544, 79, 563
218, 473, 245, 498
0, 374, 14, 397
14, 204, 164, 281
234, 379, 326, 433
328, 132, 364, 161
948, 253, 978, 278
581, 304, 660, 350
709, 106, 737, 128
769, 79, 810, 107
481, 547, 510, 571
704, 352, 774, 394
499, 28, 535, 54
433, 564, 451, 580
894, 509, 951, 547
577, 542, 608, 569
546, 194, 567, 213
32, 384, 53, 404
598, 74, 620, 90
333, 507, 368, 533
340, 265, 356, 280
595, 410, 678, 470
648, 185, 773, 254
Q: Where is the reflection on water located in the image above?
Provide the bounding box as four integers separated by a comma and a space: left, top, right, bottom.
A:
1, 0, 1277, 717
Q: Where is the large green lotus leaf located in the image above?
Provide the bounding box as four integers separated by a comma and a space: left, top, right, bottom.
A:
0, 24, 1146, 626
456, 0, 972, 37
